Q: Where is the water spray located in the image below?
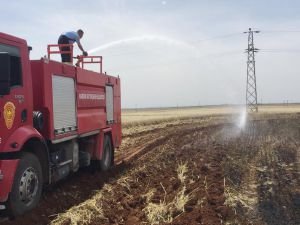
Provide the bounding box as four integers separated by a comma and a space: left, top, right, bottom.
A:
237, 108, 247, 129
87, 35, 195, 54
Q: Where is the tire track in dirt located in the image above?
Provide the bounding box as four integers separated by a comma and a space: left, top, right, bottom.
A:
117, 123, 227, 165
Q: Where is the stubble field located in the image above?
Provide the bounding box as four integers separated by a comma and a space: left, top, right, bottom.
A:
3, 104, 300, 225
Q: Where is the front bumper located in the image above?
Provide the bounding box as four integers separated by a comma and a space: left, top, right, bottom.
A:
0, 159, 19, 203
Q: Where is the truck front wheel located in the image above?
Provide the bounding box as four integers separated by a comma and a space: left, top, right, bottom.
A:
8, 152, 43, 217
99, 135, 113, 171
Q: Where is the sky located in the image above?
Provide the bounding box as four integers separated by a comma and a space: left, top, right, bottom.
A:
1, 0, 300, 108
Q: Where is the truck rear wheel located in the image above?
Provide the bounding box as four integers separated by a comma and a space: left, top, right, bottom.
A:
8, 152, 43, 217
99, 135, 113, 171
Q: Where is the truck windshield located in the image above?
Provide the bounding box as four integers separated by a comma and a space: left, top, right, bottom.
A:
0, 44, 22, 87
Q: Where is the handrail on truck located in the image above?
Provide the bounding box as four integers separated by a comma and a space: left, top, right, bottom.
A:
76, 56, 103, 74
47, 44, 103, 73
47, 44, 74, 63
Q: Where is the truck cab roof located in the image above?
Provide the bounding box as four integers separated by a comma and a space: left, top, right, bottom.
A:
0, 32, 27, 45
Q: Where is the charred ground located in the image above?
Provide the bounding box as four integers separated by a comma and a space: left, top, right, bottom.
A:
2, 113, 300, 225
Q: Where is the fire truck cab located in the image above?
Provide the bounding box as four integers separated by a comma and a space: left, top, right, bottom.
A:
0, 32, 121, 217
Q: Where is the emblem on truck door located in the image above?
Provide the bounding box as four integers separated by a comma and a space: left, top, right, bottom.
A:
4, 102, 16, 129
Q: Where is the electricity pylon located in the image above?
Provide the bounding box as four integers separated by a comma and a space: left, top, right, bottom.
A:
244, 28, 259, 113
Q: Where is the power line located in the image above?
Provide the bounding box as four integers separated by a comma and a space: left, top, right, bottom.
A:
106, 50, 243, 72
104, 47, 300, 73
99, 32, 244, 57
191, 32, 243, 44
259, 48, 300, 53
261, 30, 300, 33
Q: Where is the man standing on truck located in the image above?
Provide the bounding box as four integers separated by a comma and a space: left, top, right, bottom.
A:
58, 29, 88, 63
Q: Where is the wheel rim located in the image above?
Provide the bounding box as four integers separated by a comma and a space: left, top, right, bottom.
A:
19, 167, 39, 205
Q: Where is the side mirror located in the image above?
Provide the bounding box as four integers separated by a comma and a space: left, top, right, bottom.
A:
0, 53, 11, 96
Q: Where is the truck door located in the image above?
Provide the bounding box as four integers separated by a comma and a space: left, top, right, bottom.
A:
0, 42, 31, 152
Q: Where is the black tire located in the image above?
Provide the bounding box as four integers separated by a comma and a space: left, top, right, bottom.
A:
99, 135, 113, 171
8, 152, 43, 217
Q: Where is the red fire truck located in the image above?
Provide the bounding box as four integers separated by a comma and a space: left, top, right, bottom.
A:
0, 32, 121, 217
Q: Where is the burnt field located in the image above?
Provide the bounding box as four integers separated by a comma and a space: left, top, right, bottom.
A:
3, 112, 300, 225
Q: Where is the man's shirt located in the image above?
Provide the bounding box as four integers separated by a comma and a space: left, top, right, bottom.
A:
62, 31, 80, 44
